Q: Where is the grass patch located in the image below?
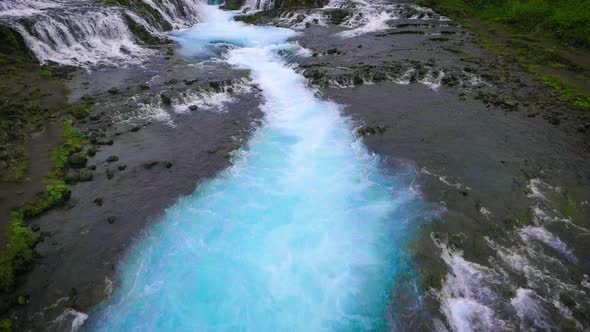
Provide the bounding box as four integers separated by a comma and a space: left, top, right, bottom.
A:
0, 121, 83, 293
418, 0, 590, 48
0, 319, 12, 332
52, 120, 85, 173
542, 75, 590, 109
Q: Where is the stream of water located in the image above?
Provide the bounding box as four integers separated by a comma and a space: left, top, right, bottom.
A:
87, 3, 424, 331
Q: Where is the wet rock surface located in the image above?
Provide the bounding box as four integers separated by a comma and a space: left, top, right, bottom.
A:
280, 2, 590, 329
2, 41, 264, 330
1, 0, 590, 330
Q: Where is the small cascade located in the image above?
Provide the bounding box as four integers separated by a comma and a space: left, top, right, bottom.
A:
243, 0, 275, 11
139, 0, 201, 29
10, 7, 155, 67
0, 0, 201, 68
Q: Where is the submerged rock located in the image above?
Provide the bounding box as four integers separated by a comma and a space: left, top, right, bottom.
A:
160, 93, 172, 106
94, 196, 104, 206
106, 168, 115, 180
68, 153, 87, 168
106, 155, 119, 163
143, 161, 159, 169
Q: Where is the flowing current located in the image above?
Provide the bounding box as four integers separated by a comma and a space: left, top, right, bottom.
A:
88, 3, 424, 330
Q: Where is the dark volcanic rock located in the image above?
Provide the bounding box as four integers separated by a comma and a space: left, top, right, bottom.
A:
96, 137, 114, 145
94, 196, 104, 206
67, 153, 87, 168
106, 155, 119, 163
106, 168, 115, 180
143, 161, 159, 169
160, 93, 172, 106
78, 169, 93, 182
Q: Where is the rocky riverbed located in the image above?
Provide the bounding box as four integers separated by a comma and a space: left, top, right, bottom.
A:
1, 0, 589, 330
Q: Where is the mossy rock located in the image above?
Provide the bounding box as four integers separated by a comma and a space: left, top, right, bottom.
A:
0, 319, 12, 332
223, 0, 244, 10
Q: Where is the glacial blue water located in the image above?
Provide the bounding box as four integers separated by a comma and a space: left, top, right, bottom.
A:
89, 4, 424, 331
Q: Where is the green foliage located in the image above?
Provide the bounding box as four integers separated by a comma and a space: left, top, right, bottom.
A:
542, 75, 590, 109
64, 103, 91, 120
0, 216, 38, 292
0, 181, 70, 291
52, 120, 85, 172
419, 0, 590, 48
0, 319, 12, 332
0, 121, 81, 293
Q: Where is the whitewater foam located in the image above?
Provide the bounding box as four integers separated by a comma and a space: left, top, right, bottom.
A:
88, 4, 424, 331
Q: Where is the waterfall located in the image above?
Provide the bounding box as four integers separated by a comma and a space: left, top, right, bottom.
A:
0, 0, 201, 67
243, 0, 275, 12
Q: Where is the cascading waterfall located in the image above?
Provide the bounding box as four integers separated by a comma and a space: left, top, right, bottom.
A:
86, 3, 426, 331
12, 8, 154, 67
244, 0, 275, 12
0, 0, 201, 67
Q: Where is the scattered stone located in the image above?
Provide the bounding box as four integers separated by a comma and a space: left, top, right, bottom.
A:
107, 216, 117, 224
130, 125, 141, 132
144, 161, 159, 169
65, 169, 79, 183
106, 168, 115, 180
89, 114, 100, 121
209, 81, 222, 92
94, 196, 104, 206
30, 224, 40, 232
78, 169, 93, 182
96, 137, 114, 145
106, 155, 119, 163
357, 125, 386, 137
164, 161, 173, 168
107, 87, 119, 94
160, 93, 172, 106
188, 105, 199, 111
326, 48, 338, 55
118, 164, 127, 171
89, 132, 98, 144
86, 147, 96, 157
139, 84, 150, 90
68, 153, 87, 168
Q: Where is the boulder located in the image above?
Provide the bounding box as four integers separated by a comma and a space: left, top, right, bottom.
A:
106, 155, 119, 163
67, 153, 87, 168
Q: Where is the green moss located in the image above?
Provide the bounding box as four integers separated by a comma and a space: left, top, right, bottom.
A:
0, 319, 12, 332
52, 120, 85, 172
64, 103, 91, 120
224, 0, 244, 10
549, 62, 567, 70
123, 14, 169, 44
418, 0, 590, 48
105, 0, 130, 5
0, 121, 83, 292
542, 75, 590, 109
39, 68, 52, 79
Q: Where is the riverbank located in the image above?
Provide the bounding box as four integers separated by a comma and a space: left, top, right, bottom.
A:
1, 0, 589, 330
418, 0, 590, 111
